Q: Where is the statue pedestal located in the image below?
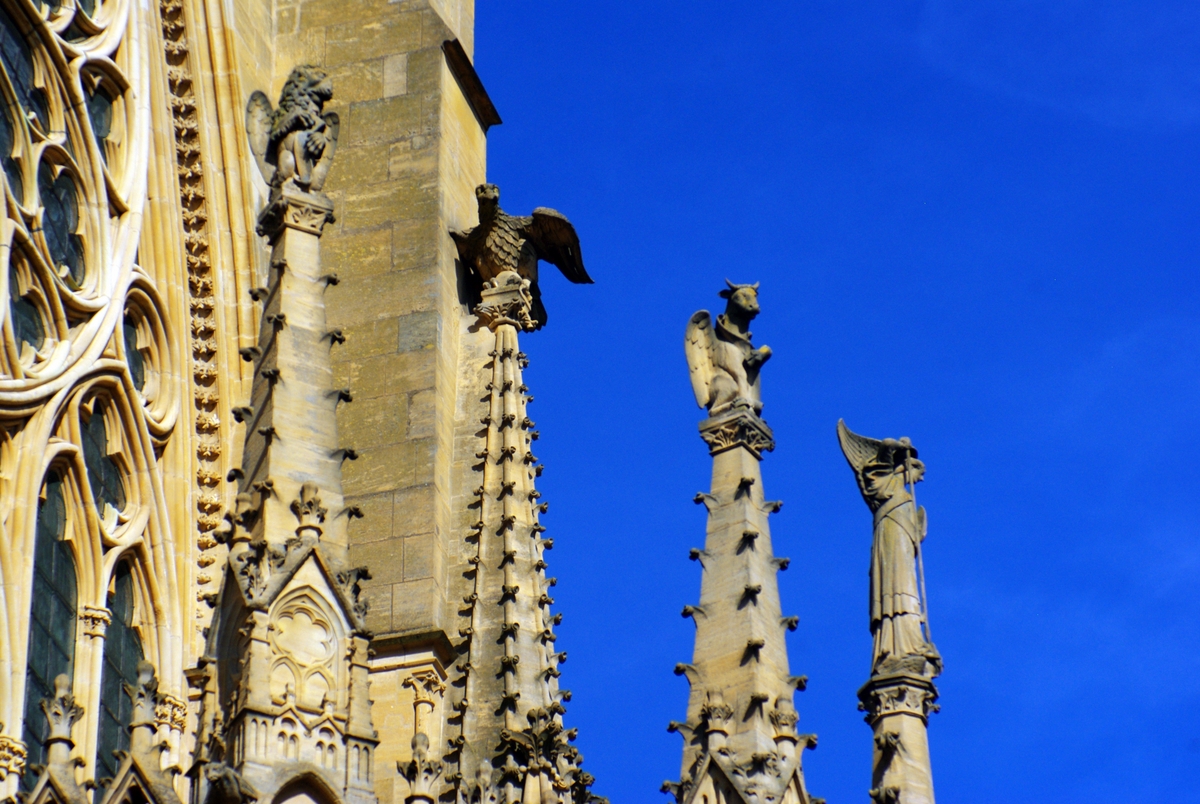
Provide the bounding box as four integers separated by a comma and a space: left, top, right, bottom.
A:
858, 672, 939, 804
699, 406, 775, 458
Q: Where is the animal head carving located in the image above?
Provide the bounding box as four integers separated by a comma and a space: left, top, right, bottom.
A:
278, 65, 332, 114
719, 279, 761, 320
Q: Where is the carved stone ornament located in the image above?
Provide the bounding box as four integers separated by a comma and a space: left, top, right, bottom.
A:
79, 605, 113, 637
698, 405, 776, 458
247, 66, 340, 194
497, 708, 602, 804
41, 675, 85, 746
837, 420, 941, 680
451, 183, 593, 328
474, 271, 536, 331
0, 733, 28, 779
203, 762, 259, 804
685, 281, 773, 416
290, 481, 327, 538
857, 676, 940, 725
156, 694, 189, 731
401, 733, 443, 803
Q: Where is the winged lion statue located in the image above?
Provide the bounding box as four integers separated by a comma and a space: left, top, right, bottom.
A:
246, 65, 339, 194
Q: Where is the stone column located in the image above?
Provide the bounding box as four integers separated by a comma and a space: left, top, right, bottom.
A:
859, 675, 939, 804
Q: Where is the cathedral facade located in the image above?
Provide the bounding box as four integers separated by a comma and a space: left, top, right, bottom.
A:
0, 3, 942, 804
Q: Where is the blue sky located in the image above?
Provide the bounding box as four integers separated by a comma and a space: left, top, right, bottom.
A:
475, 3, 1200, 801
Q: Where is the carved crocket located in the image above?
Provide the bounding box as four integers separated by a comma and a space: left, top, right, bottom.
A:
450, 183, 592, 328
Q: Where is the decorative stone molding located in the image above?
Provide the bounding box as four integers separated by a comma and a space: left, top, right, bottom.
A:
698, 407, 776, 458
160, 0, 226, 627
79, 605, 113, 637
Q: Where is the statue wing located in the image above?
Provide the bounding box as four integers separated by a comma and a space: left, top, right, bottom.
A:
685, 311, 716, 410
837, 419, 883, 480
309, 111, 340, 192
245, 91, 275, 185
527, 207, 593, 284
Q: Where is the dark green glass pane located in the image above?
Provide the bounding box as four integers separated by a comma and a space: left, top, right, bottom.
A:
83, 411, 125, 513
21, 474, 75, 793
78, 0, 96, 16
94, 563, 141, 797
0, 107, 22, 199
123, 318, 144, 391
0, 7, 49, 125
37, 164, 84, 285
86, 87, 111, 159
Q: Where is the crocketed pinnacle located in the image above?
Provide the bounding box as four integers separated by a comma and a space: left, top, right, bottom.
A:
449, 271, 600, 804
666, 407, 819, 804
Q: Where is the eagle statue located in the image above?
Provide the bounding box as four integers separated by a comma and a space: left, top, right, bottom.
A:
450, 183, 592, 328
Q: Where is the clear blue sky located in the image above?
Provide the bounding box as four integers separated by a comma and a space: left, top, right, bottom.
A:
475, 3, 1200, 801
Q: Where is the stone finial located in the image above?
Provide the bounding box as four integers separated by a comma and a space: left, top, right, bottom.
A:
290, 481, 326, 540
41, 674, 83, 767
401, 733, 443, 803
685, 281, 772, 417
125, 660, 162, 757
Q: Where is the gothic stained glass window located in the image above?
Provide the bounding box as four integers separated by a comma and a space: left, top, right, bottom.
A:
0, 105, 21, 199
123, 317, 144, 390
0, 6, 48, 127
83, 408, 125, 514
10, 266, 43, 352
37, 163, 84, 285
20, 472, 76, 792
94, 562, 142, 792
86, 85, 112, 157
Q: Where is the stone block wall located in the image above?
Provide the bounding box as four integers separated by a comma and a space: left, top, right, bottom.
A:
268, 0, 484, 648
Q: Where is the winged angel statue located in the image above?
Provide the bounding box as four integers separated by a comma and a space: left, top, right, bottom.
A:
837, 420, 941, 678
451, 183, 592, 328
685, 281, 772, 416
246, 65, 339, 195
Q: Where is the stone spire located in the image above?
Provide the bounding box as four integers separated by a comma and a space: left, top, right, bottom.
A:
666, 283, 820, 804
189, 68, 376, 804
837, 422, 941, 804
447, 270, 600, 804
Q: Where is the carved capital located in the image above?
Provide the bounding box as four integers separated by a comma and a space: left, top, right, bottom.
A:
156, 694, 188, 731
79, 605, 112, 637
403, 670, 446, 703
256, 185, 335, 239
474, 271, 535, 331
857, 673, 940, 725
0, 734, 27, 779
699, 406, 775, 458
